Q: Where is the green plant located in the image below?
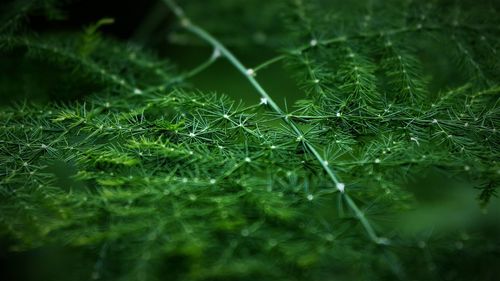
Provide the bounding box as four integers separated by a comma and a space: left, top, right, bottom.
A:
0, 0, 499, 280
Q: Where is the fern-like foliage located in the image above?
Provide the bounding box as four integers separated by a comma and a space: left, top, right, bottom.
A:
0, 0, 499, 280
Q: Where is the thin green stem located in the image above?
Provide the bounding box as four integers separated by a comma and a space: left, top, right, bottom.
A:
181, 50, 219, 80
253, 54, 286, 72
143, 50, 219, 93
344, 194, 381, 243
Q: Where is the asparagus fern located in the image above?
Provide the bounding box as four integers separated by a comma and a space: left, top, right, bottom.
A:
0, 0, 499, 280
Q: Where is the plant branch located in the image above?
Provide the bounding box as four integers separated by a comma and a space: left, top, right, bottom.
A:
161, 0, 385, 244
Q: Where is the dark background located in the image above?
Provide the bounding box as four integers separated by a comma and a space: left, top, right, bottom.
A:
0, 0, 301, 107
